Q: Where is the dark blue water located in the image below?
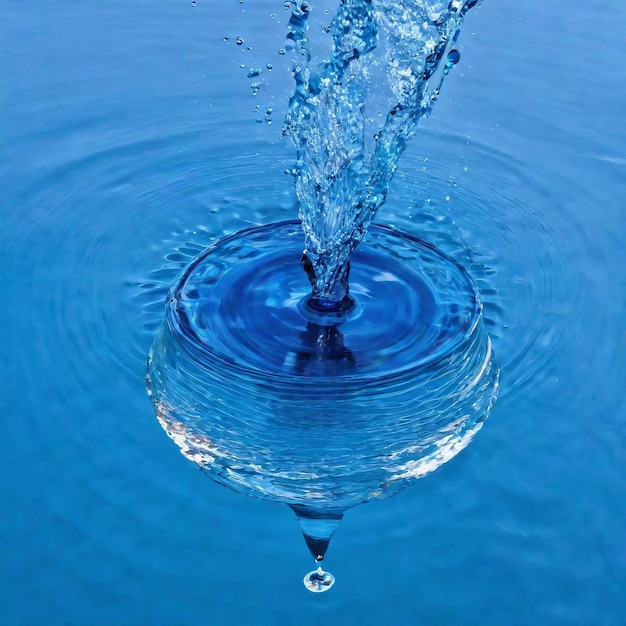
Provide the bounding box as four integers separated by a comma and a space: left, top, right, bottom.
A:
2, 1, 626, 624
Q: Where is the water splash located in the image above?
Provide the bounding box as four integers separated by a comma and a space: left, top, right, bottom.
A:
145, 0, 496, 592
284, 0, 477, 304
146, 221, 499, 573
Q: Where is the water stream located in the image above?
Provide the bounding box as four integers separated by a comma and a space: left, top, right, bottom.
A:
286, 0, 476, 305
146, 0, 497, 591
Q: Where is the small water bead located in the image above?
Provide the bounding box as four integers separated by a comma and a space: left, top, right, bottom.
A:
266, 63, 273, 70
236, 37, 244, 46
446, 49, 461, 69
247, 68, 261, 78
303, 566, 335, 593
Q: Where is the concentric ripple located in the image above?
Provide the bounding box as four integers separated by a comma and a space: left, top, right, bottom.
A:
146, 221, 499, 511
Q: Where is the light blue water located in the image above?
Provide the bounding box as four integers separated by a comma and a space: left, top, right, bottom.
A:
2, 1, 626, 624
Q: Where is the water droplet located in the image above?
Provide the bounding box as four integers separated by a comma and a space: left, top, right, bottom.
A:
191, 1, 196, 6
266, 63, 273, 70
247, 68, 261, 78
236, 37, 244, 45
223, 37, 229, 42
446, 49, 461, 67
278, 48, 286, 56
265, 107, 273, 115
303, 566, 335, 593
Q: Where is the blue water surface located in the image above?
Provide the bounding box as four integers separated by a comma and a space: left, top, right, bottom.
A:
1, 1, 626, 624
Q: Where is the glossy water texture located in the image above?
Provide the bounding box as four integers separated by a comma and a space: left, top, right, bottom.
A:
286, 0, 476, 301
146, 222, 497, 512
2, 1, 626, 624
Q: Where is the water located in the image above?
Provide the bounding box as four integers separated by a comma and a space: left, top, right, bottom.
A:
145, 1, 498, 588
2, 1, 626, 623
285, 0, 476, 303
146, 221, 498, 572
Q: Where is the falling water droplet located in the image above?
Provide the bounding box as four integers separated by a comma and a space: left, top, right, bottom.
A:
247, 68, 261, 78
303, 566, 335, 593
236, 37, 244, 45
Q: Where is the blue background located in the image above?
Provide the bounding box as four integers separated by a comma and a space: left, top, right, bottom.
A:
1, 1, 625, 624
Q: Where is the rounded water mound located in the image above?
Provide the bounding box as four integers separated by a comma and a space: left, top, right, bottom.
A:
146, 220, 499, 511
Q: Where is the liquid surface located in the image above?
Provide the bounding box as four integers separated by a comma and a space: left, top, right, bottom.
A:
2, 1, 626, 624
147, 221, 497, 511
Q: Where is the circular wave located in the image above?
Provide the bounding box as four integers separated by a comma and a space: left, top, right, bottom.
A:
146, 221, 499, 511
